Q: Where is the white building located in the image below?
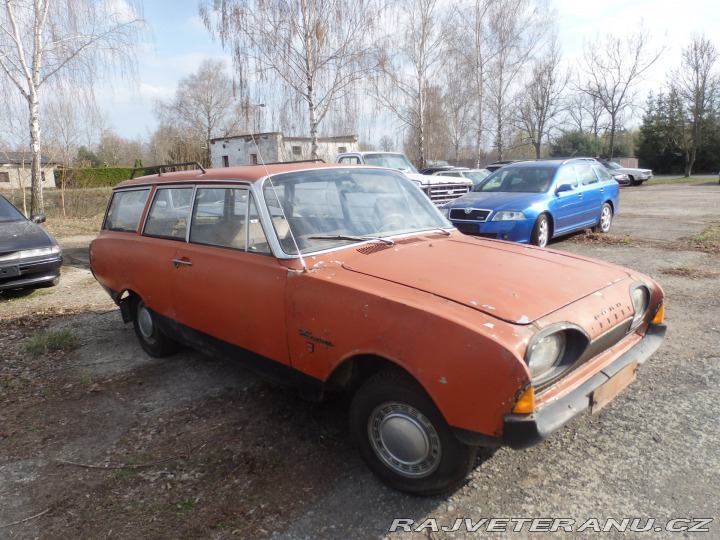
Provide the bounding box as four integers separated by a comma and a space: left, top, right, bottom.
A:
0, 151, 58, 189
210, 132, 358, 168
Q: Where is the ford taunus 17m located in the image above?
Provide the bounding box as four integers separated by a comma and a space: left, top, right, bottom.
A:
90, 162, 666, 495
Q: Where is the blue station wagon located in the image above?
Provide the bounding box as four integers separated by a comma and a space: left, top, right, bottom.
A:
441, 159, 619, 247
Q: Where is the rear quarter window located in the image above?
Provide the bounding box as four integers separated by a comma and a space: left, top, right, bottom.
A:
103, 189, 151, 232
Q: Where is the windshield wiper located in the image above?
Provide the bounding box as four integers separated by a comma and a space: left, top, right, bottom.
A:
306, 234, 395, 246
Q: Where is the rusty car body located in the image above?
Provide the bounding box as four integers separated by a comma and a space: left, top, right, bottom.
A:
90, 162, 666, 495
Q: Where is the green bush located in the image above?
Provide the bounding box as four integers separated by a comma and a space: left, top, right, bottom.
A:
58, 167, 134, 188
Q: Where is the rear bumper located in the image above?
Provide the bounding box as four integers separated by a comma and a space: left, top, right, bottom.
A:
502, 323, 667, 449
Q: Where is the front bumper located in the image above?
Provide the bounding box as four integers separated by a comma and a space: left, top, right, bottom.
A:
451, 218, 533, 243
503, 323, 666, 449
0, 254, 63, 291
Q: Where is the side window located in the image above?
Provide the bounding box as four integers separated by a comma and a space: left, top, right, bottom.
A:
592, 163, 613, 182
104, 188, 150, 232
555, 166, 578, 189
338, 156, 359, 165
189, 187, 271, 254
143, 187, 194, 240
574, 163, 597, 185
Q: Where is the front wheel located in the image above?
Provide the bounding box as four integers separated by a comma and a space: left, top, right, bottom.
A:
349, 370, 477, 496
530, 214, 550, 247
131, 297, 177, 357
592, 203, 613, 233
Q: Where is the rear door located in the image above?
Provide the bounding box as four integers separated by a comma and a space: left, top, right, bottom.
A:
573, 162, 604, 227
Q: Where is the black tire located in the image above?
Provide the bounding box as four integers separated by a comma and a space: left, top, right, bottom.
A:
131, 297, 177, 357
629, 176, 642, 186
592, 202, 613, 233
530, 214, 550, 247
349, 369, 477, 496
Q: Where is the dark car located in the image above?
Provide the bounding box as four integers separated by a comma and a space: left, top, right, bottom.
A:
441, 159, 619, 247
0, 195, 62, 292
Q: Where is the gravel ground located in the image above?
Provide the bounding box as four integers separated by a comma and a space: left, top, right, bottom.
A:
0, 181, 718, 539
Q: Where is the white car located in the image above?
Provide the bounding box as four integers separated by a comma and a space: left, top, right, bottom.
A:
600, 161, 652, 186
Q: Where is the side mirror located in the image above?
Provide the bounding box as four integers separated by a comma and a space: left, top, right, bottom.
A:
30, 213, 46, 224
556, 183, 574, 194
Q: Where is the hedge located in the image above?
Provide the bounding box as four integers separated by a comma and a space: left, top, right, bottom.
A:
57, 167, 135, 188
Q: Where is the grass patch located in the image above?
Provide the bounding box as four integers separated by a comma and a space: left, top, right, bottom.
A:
661, 266, 718, 279
649, 176, 718, 185
687, 222, 720, 253
24, 329, 79, 357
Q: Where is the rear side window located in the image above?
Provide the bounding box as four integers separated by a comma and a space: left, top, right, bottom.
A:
103, 189, 150, 232
592, 163, 613, 182
574, 163, 598, 185
143, 187, 194, 240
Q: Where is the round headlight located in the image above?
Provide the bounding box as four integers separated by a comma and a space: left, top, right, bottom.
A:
630, 285, 650, 329
527, 333, 566, 379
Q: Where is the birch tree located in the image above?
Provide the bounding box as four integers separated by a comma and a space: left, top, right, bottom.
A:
200, 0, 383, 160
374, 0, 449, 169
0, 0, 145, 213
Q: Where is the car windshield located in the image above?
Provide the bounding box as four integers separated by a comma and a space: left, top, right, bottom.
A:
474, 166, 555, 193
0, 196, 26, 223
465, 170, 490, 185
361, 154, 419, 174
602, 162, 621, 170
263, 168, 450, 255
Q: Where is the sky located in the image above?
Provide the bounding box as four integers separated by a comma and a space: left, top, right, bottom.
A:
103, 0, 720, 141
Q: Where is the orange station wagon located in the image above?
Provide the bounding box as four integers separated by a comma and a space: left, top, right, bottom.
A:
90, 161, 666, 495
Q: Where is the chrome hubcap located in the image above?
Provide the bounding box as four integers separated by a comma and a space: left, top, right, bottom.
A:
600, 207, 611, 231
538, 219, 548, 246
368, 403, 441, 478
137, 303, 155, 340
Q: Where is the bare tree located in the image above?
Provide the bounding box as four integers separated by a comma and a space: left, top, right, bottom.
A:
155, 58, 246, 166
668, 34, 719, 176
200, 0, 383, 160
581, 25, 663, 158
486, 0, 549, 160
0, 0, 145, 214
374, 0, 449, 169
565, 88, 606, 137
515, 36, 568, 158
454, 0, 496, 166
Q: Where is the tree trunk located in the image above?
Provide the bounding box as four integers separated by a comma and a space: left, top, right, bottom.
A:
29, 92, 44, 215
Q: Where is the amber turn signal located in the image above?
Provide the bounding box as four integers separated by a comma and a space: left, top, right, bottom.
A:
652, 303, 665, 324
512, 386, 535, 414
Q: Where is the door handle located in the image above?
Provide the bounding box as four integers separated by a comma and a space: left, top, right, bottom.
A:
172, 258, 192, 268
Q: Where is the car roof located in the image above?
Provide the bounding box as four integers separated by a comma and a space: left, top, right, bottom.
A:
115, 162, 352, 189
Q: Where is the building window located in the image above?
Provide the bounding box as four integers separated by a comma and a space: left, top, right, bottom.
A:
222, 155, 229, 167
251, 154, 258, 165
0, 172, 9, 183
41, 171, 46, 182
292, 146, 302, 156
338, 146, 347, 154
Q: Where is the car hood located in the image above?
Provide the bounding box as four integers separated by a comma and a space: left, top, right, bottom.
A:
340, 235, 631, 324
0, 220, 57, 253
447, 191, 546, 211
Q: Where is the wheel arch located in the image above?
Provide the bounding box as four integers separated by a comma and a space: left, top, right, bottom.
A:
325, 353, 412, 394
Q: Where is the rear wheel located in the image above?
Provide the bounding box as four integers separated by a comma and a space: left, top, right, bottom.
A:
131, 297, 177, 357
530, 214, 550, 247
592, 203, 613, 233
349, 370, 477, 496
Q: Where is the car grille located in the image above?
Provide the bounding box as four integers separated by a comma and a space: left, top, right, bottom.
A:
426, 184, 471, 205
449, 208, 491, 221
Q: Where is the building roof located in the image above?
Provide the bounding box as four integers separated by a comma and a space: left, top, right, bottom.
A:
0, 151, 60, 166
